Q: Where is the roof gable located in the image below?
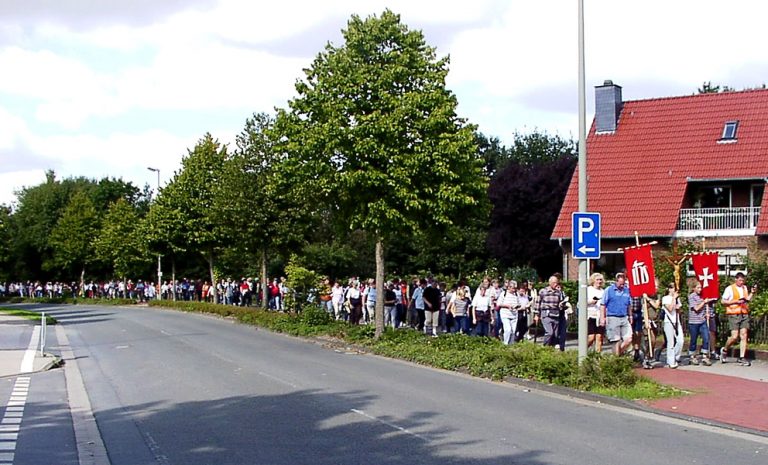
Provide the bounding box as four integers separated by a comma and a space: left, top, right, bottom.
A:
552, 88, 768, 239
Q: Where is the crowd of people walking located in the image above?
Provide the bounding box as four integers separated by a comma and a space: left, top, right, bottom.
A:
1, 270, 757, 365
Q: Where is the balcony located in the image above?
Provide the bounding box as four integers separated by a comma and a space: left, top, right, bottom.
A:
676, 207, 761, 237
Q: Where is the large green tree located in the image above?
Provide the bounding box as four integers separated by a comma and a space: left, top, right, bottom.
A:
277, 10, 487, 336
48, 190, 100, 287
94, 198, 151, 282
154, 133, 227, 301
213, 113, 308, 306
7, 171, 144, 280
487, 132, 577, 277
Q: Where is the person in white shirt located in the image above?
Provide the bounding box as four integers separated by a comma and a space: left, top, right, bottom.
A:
661, 283, 683, 368
497, 281, 527, 345
587, 273, 605, 352
471, 285, 493, 337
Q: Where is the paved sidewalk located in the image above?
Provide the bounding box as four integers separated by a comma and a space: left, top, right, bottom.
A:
0, 313, 60, 378
636, 360, 768, 433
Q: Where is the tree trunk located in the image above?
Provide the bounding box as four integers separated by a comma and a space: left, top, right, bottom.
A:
80, 268, 85, 298
374, 237, 385, 339
261, 248, 268, 309
171, 259, 177, 302
207, 251, 217, 304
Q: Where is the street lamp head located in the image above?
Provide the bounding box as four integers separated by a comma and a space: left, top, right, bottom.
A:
147, 167, 159, 172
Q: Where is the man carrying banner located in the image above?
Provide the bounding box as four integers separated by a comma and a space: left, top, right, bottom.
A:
720, 272, 756, 366
601, 273, 633, 356
687, 283, 714, 366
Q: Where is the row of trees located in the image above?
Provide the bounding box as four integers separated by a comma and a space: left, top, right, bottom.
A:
0, 11, 576, 335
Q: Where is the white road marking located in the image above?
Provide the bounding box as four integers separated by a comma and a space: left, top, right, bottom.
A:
257, 371, 299, 389
350, 409, 428, 442
0, 329, 37, 464
20, 326, 40, 373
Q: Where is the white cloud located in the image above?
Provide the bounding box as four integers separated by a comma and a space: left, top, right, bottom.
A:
0, 169, 47, 205
0, 106, 31, 150
2, 0, 768, 205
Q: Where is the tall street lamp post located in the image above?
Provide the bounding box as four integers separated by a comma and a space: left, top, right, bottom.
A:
577, 0, 589, 363
147, 167, 162, 300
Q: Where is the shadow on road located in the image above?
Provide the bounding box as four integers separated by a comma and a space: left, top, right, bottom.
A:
80, 389, 552, 465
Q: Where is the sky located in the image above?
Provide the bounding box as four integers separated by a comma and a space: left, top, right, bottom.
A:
2, 0, 767, 205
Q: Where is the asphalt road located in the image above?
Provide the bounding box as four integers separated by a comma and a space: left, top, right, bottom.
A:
6, 304, 768, 465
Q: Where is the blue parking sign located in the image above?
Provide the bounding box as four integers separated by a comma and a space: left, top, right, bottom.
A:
572, 212, 601, 259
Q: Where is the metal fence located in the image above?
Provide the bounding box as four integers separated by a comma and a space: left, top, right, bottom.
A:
677, 206, 761, 230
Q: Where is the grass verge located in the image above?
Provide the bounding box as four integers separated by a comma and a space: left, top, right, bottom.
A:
0, 307, 58, 325
148, 300, 682, 401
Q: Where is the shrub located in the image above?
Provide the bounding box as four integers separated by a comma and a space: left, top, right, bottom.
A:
299, 305, 334, 327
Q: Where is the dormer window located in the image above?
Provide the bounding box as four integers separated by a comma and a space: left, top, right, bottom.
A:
721, 120, 739, 141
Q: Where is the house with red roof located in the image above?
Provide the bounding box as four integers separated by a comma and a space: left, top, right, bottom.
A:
551, 81, 768, 280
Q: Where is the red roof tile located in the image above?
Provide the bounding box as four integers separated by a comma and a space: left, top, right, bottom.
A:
552, 88, 768, 239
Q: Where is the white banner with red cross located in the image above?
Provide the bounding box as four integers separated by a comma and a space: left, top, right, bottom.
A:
623, 244, 657, 298
691, 252, 720, 299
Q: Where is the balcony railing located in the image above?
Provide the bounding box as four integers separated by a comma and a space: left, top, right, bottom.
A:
677, 207, 761, 231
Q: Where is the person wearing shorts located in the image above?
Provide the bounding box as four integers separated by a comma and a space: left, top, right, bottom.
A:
721, 272, 755, 366
601, 273, 632, 356
586, 273, 605, 353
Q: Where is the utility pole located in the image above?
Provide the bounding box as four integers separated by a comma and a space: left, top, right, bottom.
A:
147, 167, 162, 300
577, 0, 589, 362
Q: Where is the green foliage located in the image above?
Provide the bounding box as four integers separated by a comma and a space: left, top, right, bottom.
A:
277, 10, 488, 337
503, 266, 540, 284
47, 191, 100, 277
151, 133, 228, 298
697, 81, 734, 93
212, 113, 307, 276
0, 205, 10, 281
5, 171, 144, 281
299, 305, 334, 326
284, 257, 322, 311
94, 198, 151, 279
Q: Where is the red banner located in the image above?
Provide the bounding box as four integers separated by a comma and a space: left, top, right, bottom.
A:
623, 244, 657, 298
691, 252, 720, 299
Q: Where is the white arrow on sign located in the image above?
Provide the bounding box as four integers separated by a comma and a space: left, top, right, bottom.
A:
578, 244, 595, 255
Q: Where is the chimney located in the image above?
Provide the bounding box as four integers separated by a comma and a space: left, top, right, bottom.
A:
595, 80, 623, 133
